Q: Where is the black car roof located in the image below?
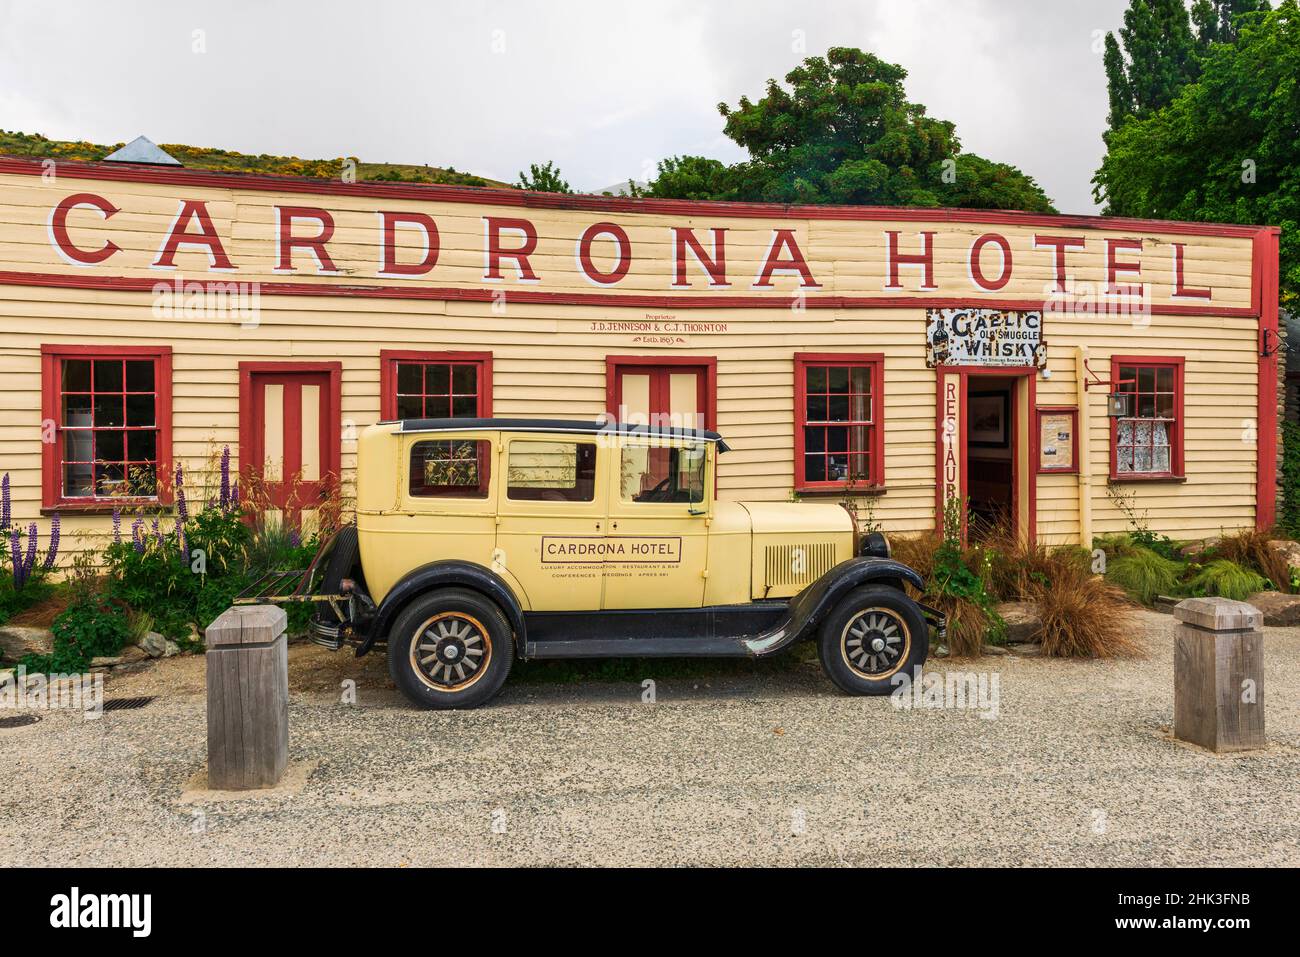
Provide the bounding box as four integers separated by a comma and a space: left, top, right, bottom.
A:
386, 417, 730, 450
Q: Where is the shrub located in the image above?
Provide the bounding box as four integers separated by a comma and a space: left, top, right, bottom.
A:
23, 594, 129, 673
1208, 528, 1288, 594
1029, 559, 1142, 659
1187, 559, 1269, 602
1105, 547, 1183, 605
893, 498, 1005, 656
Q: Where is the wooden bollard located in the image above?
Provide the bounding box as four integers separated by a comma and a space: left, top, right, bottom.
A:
205, 604, 289, 789
1173, 597, 1265, 753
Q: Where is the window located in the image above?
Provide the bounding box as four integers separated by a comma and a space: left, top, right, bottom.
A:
1110, 356, 1184, 478
409, 439, 490, 498
506, 441, 597, 502
620, 443, 706, 504
379, 350, 492, 421
794, 353, 884, 491
40, 345, 172, 509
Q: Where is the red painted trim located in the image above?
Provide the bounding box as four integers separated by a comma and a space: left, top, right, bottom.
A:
604, 355, 718, 431
39, 343, 173, 509
792, 353, 886, 492
0, 155, 1271, 238
377, 350, 493, 421
1254, 229, 1280, 529
1107, 355, 1185, 481
237, 361, 342, 498
0, 269, 1263, 317
1035, 406, 1079, 475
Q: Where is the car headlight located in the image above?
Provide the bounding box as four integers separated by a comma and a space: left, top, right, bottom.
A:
861, 531, 891, 559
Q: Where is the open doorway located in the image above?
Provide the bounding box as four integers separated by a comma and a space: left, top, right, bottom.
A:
967, 377, 1017, 540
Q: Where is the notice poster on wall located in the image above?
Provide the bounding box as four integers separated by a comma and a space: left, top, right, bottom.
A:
1037, 408, 1077, 473
926, 309, 1046, 368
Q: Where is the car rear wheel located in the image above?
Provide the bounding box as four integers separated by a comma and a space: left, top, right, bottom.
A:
816, 584, 928, 696
388, 588, 513, 709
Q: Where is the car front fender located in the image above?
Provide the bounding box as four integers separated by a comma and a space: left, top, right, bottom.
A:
743, 557, 926, 656
357, 560, 527, 656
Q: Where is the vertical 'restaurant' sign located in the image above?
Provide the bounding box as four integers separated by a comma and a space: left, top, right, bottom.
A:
938, 370, 962, 533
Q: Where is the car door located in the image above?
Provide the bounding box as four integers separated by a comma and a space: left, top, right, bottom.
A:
494, 435, 606, 611
601, 437, 710, 610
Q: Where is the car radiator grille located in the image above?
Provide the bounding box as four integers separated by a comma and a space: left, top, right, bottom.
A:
764, 541, 838, 588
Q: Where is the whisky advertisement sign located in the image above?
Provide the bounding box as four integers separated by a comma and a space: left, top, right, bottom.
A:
926, 308, 1045, 368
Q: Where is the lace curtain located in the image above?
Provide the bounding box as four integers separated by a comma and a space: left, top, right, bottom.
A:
1117, 419, 1170, 473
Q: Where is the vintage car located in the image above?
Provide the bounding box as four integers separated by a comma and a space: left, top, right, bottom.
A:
243, 418, 944, 709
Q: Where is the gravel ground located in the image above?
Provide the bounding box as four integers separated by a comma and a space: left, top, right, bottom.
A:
1, 609, 1297, 867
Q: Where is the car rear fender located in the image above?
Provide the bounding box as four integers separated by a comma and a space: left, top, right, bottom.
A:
357, 560, 527, 657
743, 557, 927, 656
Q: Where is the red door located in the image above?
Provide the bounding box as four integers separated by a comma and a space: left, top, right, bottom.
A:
239, 363, 340, 529
608, 359, 714, 431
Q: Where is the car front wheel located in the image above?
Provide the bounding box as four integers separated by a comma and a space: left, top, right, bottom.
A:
816, 584, 928, 696
388, 588, 513, 709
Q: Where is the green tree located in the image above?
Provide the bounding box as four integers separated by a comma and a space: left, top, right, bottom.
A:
1093, 0, 1298, 303
648, 47, 1054, 212
1192, 0, 1272, 44
1104, 0, 1271, 127
516, 160, 571, 194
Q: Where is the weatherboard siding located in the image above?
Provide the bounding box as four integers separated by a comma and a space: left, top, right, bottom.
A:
0, 158, 1275, 562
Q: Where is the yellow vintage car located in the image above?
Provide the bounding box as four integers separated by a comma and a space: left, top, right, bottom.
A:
250, 418, 943, 709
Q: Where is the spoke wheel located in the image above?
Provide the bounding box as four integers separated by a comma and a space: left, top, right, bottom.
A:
840, 606, 911, 680
409, 611, 492, 693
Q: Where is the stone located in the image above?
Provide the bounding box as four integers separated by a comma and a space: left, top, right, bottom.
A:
163, 639, 181, 657
1179, 538, 1219, 560
1267, 539, 1300, 571
119, 645, 149, 664
89, 656, 124, 668
0, 625, 53, 661
996, 601, 1042, 644
981, 644, 1010, 656
934, 644, 949, 657
1244, 590, 1300, 626
1008, 642, 1042, 657
137, 631, 168, 658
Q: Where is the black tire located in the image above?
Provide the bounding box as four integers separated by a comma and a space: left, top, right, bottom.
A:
314, 526, 359, 620
816, 584, 928, 696
387, 588, 513, 709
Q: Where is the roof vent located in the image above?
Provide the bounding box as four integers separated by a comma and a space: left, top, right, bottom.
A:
103, 135, 181, 166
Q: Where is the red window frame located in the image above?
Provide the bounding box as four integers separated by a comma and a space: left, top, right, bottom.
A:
379, 350, 493, 421
1109, 355, 1185, 480
794, 352, 885, 492
40, 344, 173, 511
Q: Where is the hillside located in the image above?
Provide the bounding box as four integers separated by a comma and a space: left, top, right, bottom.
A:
0, 129, 509, 188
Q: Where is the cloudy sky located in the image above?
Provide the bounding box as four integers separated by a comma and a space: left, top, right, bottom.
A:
0, 0, 1129, 212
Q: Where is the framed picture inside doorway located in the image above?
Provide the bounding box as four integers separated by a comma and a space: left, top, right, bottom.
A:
969, 391, 1010, 448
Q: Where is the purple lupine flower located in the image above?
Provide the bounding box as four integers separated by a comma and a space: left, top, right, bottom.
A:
9, 524, 20, 587
219, 446, 231, 511
175, 464, 188, 524
176, 518, 188, 561
152, 518, 164, 548
132, 518, 145, 554
230, 482, 240, 509
22, 523, 37, 583
288, 528, 301, 549
41, 514, 59, 571
112, 507, 122, 545
1, 473, 10, 531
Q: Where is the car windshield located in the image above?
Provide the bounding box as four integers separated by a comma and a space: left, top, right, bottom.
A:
620, 442, 706, 504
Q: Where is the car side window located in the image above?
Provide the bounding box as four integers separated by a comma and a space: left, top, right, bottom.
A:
506, 440, 597, 502
409, 439, 491, 498
620, 443, 706, 504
